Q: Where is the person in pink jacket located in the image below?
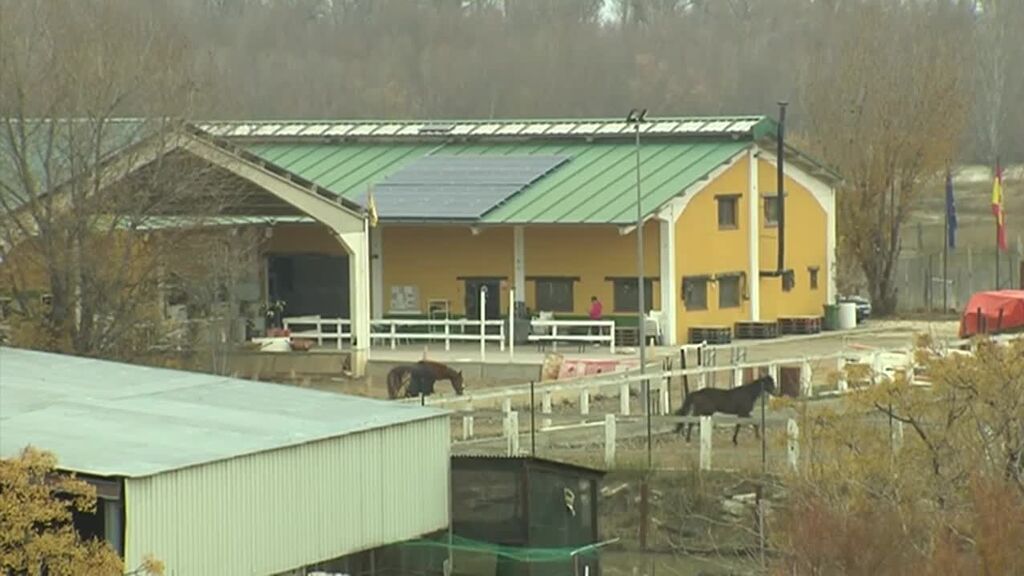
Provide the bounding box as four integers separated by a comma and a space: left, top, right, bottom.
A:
589, 296, 603, 338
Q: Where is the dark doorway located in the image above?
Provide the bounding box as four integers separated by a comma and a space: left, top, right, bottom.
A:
268, 254, 349, 318
464, 278, 502, 322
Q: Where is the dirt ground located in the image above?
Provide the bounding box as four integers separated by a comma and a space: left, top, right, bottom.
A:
270, 323, 934, 575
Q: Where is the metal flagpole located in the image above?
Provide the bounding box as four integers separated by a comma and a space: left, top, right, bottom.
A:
996, 156, 1001, 289
943, 169, 949, 312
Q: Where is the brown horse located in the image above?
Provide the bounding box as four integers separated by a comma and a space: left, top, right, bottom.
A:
386, 360, 465, 399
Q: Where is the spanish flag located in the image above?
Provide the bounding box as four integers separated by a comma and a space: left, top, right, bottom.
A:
992, 159, 1007, 252
367, 185, 379, 228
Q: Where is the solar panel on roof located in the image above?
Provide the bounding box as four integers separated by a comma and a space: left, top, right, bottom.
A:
361, 155, 569, 220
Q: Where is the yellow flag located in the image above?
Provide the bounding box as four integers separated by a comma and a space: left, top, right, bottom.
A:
367, 186, 379, 228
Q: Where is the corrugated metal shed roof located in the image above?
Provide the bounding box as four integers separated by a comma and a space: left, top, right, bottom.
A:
243, 139, 748, 224
0, 347, 447, 478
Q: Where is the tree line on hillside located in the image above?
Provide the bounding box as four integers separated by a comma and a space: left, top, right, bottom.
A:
70, 0, 1024, 166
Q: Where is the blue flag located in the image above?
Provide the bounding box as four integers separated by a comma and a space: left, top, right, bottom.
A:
946, 170, 958, 249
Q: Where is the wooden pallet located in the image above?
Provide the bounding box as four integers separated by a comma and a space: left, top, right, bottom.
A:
689, 325, 732, 345
734, 321, 780, 340
615, 327, 639, 347
778, 316, 823, 335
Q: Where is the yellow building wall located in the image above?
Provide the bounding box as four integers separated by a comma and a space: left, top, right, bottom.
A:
264, 224, 347, 256
675, 156, 753, 340
674, 155, 829, 342
383, 226, 513, 316
756, 159, 828, 321
380, 223, 660, 317
524, 223, 661, 315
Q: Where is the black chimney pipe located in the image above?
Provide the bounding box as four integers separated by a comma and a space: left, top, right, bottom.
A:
776, 101, 788, 274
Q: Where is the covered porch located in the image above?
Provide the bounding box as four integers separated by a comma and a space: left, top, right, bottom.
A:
118, 129, 373, 375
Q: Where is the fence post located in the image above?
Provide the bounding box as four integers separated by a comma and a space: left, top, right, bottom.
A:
462, 415, 474, 440
604, 414, 617, 467
800, 360, 812, 398
698, 367, 708, 390
837, 356, 848, 393
619, 383, 630, 415
608, 321, 616, 354
580, 388, 590, 416
699, 416, 713, 471
871, 351, 883, 384
444, 321, 451, 351
502, 396, 512, 415
499, 321, 505, 352
390, 322, 397, 350
552, 324, 560, 352
336, 320, 343, 350
659, 379, 669, 415
479, 289, 487, 362
892, 420, 904, 453
505, 410, 519, 456
787, 418, 800, 471
733, 366, 743, 388
768, 362, 779, 384
542, 391, 553, 429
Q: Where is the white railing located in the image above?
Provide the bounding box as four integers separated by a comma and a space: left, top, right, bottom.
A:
281, 315, 351, 349
413, 344, 929, 412
470, 410, 802, 470
371, 318, 505, 353
281, 315, 505, 353
528, 319, 616, 353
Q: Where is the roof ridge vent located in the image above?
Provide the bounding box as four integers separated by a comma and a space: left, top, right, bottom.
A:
418, 123, 455, 135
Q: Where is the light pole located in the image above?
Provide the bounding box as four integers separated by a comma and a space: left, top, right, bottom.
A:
626, 108, 651, 468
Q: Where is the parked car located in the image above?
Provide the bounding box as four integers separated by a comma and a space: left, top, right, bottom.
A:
838, 295, 872, 323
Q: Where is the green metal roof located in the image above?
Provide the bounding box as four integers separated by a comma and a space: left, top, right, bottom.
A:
243, 139, 749, 224
0, 119, 151, 209
0, 347, 447, 478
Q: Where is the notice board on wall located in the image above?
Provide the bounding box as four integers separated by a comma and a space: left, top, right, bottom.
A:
389, 285, 420, 314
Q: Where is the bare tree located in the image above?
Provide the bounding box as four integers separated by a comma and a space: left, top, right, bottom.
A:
0, 0, 247, 359
800, 1, 972, 315
970, 0, 1024, 163
158, 225, 264, 375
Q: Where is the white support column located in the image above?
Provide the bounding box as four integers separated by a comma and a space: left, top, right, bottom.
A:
747, 148, 761, 321
513, 226, 526, 305
339, 224, 372, 377
659, 211, 678, 345
370, 225, 384, 319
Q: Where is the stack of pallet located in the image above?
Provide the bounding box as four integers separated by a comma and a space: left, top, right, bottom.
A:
778, 316, 823, 335
734, 321, 780, 340
688, 325, 732, 345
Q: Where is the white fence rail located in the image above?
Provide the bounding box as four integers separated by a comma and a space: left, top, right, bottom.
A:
281, 315, 505, 352
421, 331, 1024, 411
528, 319, 616, 352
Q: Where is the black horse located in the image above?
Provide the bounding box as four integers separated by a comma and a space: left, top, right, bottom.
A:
675, 375, 776, 445
386, 360, 464, 399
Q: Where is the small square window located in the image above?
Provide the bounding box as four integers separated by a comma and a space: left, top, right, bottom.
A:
782, 270, 795, 292
682, 277, 708, 311
764, 196, 779, 227
716, 196, 739, 229
808, 267, 819, 290
719, 275, 741, 308
612, 278, 654, 313
535, 278, 574, 312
